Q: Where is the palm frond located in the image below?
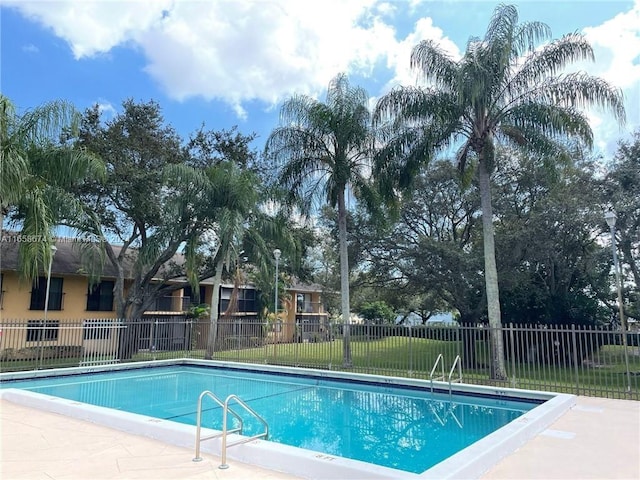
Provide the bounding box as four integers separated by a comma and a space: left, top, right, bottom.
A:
532, 73, 626, 126
511, 21, 552, 57
484, 4, 519, 45
15, 99, 81, 145
374, 86, 459, 127
503, 103, 593, 146
507, 33, 595, 100
163, 163, 211, 191
410, 39, 458, 89
499, 120, 577, 162
16, 188, 54, 281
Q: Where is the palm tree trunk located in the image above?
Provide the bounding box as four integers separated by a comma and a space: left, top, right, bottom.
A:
337, 189, 352, 367
205, 258, 224, 359
478, 160, 507, 380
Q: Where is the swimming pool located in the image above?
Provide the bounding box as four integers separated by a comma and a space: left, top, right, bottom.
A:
0, 359, 575, 479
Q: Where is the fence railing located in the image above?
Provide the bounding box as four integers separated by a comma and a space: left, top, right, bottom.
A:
1, 318, 638, 400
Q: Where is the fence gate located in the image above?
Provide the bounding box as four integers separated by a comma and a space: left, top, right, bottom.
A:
80, 320, 123, 366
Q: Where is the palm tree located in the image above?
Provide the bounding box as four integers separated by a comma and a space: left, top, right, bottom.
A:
0, 95, 104, 281
265, 73, 377, 367
375, 4, 625, 379
156, 159, 259, 359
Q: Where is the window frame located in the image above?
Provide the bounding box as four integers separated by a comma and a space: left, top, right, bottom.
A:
86, 280, 115, 312
29, 277, 64, 311
26, 320, 60, 342
82, 320, 112, 340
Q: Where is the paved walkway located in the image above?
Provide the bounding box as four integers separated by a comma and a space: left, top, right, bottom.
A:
1, 396, 638, 479
482, 396, 639, 480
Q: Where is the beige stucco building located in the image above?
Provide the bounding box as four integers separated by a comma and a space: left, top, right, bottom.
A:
0, 235, 329, 363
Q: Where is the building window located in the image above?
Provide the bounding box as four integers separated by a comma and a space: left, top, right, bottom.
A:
297, 293, 313, 313
219, 287, 258, 314
155, 295, 174, 311
219, 287, 232, 314
26, 320, 60, 342
183, 285, 206, 306
29, 277, 64, 310
86, 280, 114, 311
238, 288, 257, 313
83, 320, 112, 340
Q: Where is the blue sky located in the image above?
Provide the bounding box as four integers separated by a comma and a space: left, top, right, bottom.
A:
1, 0, 639, 159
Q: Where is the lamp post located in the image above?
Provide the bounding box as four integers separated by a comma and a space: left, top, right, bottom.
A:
43, 245, 58, 322
273, 249, 281, 319
40, 244, 57, 368
604, 210, 631, 392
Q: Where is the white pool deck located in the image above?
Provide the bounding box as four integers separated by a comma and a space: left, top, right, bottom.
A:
1, 395, 638, 480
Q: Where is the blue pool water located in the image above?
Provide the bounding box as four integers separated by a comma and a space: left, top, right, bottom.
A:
1, 365, 539, 474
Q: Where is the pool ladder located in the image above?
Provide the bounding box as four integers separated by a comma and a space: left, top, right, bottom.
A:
193, 391, 268, 469
429, 354, 463, 396
429, 400, 464, 428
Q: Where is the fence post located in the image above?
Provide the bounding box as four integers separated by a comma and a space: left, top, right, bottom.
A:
408, 325, 413, 376
366, 322, 371, 373
571, 324, 580, 395
294, 321, 299, 367
508, 323, 516, 387
37, 324, 43, 370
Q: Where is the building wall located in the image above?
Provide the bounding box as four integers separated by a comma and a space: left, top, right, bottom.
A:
1, 271, 117, 321
279, 290, 328, 342
0, 271, 328, 355
0, 272, 215, 321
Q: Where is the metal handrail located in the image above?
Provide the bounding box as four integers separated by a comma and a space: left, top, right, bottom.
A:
447, 403, 464, 428
219, 394, 269, 469
193, 391, 243, 462
429, 400, 464, 428
429, 353, 445, 392
448, 354, 462, 384
448, 355, 463, 399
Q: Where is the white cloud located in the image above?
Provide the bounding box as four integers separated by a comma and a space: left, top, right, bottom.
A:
4, 0, 173, 58
5, 0, 401, 109
21, 43, 39, 53
581, 1, 640, 156
97, 100, 116, 118
137, 0, 398, 106
4, 0, 465, 120
381, 15, 461, 92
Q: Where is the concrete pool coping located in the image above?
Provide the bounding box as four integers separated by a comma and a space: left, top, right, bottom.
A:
1, 360, 634, 479
4, 395, 638, 480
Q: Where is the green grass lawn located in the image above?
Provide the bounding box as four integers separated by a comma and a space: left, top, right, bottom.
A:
196, 336, 640, 398
3, 335, 637, 399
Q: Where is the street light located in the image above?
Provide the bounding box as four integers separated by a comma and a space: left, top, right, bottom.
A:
604, 210, 631, 392
273, 249, 281, 319
43, 245, 58, 323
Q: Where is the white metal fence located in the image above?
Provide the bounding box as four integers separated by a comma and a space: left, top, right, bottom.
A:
1, 318, 638, 400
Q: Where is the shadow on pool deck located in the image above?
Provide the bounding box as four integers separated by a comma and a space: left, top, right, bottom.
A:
1, 396, 638, 480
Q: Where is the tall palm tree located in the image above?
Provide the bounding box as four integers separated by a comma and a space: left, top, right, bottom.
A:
375, 4, 625, 379
265, 73, 377, 367
0, 95, 104, 281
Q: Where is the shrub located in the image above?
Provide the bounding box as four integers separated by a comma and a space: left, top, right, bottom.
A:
1, 345, 84, 361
